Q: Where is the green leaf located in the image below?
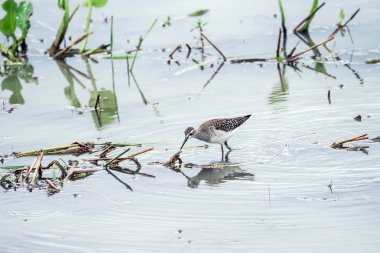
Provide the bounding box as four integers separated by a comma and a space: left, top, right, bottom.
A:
278, 0, 286, 29
83, 0, 108, 8
0, 0, 17, 37
299, 0, 318, 33
337, 9, 345, 26
58, 0, 65, 10
188, 9, 209, 17
339, 9, 345, 22
15, 1, 33, 38
0, 0, 33, 40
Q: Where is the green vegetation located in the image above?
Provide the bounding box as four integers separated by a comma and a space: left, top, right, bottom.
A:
129, 19, 158, 72
80, 0, 109, 53
188, 9, 209, 17
298, 0, 319, 33
0, 0, 32, 62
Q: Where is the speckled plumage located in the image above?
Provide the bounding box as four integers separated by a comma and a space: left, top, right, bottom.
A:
198, 115, 251, 136
180, 115, 251, 155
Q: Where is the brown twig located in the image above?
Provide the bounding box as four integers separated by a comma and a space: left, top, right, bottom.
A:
53, 32, 94, 59
30, 152, 44, 185
84, 147, 153, 164
185, 44, 192, 58
99, 145, 116, 158
230, 58, 268, 64
331, 134, 368, 148
163, 151, 182, 167
288, 8, 360, 62
46, 179, 60, 192
276, 28, 282, 59
201, 32, 227, 61
328, 8, 360, 40
24, 157, 38, 181
117, 147, 154, 162
293, 2, 326, 33
168, 45, 182, 60
287, 36, 334, 62
64, 168, 101, 182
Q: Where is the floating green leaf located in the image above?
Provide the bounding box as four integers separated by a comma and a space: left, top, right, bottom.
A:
188, 9, 209, 17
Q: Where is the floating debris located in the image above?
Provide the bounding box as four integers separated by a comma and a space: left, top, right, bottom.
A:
0, 142, 154, 195
331, 134, 370, 154
163, 151, 182, 169
331, 134, 368, 149
353, 115, 362, 122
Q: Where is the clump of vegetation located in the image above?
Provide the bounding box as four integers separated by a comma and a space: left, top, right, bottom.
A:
80, 0, 109, 53
0, 142, 154, 195
48, 0, 110, 59
0, 0, 33, 62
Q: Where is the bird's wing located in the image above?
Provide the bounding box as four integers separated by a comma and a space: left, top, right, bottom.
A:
199, 115, 250, 133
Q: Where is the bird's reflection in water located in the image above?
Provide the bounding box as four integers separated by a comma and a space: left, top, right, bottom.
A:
181, 162, 254, 189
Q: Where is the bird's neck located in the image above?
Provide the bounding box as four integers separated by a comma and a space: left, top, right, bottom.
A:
194, 130, 210, 142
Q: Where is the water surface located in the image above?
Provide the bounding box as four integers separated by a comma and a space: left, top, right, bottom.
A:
1, 0, 380, 252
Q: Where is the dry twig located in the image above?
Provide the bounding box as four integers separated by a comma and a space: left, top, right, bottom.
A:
331, 134, 368, 148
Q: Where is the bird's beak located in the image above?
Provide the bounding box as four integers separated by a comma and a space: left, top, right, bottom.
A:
180, 136, 189, 150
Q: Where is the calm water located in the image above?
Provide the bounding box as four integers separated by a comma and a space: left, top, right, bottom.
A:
1, 0, 380, 252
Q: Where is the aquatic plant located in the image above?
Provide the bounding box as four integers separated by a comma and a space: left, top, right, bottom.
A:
49, 0, 109, 58
297, 0, 319, 33
0, 0, 33, 62
80, 0, 109, 53
129, 19, 158, 71
49, 0, 79, 53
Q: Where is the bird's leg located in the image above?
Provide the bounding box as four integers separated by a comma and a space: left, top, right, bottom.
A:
221, 144, 224, 161
224, 150, 231, 162
224, 141, 232, 151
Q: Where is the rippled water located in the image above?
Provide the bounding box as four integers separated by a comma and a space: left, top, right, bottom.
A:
1, 0, 380, 252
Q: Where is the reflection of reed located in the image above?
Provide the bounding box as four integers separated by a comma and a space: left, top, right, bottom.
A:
202, 61, 224, 89
295, 32, 336, 79
268, 64, 288, 106
56, 60, 83, 108
181, 164, 254, 188
323, 46, 364, 85
130, 70, 162, 117
56, 59, 119, 129
130, 71, 148, 105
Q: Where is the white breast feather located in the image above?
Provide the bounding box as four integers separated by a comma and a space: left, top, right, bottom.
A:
209, 129, 236, 144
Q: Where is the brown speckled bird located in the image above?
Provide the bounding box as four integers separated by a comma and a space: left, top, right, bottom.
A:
180, 115, 251, 157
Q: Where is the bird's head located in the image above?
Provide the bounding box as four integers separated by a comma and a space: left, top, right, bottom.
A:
180, 127, 196, 150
